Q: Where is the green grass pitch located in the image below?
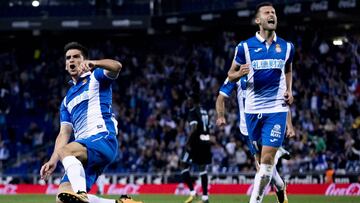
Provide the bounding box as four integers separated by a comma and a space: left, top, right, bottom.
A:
0, 194, 359, 203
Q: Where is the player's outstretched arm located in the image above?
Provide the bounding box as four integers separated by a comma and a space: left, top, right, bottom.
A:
80, 59, 122, 79
216, 94, 227, 127
40, 124, 72, 180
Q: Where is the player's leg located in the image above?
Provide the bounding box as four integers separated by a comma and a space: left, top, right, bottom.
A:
58, 133, 143, 203
272, 147, 290, 203
245, 113, 263, 203
180, 151, 196, 203
96, 175, 105, 195
250, 146, 277, 203
249, 112, 287, 203
57, 182, 142, 203
272, 168, 288, 203
57, 141, 88, 195
198, 164, 209, 203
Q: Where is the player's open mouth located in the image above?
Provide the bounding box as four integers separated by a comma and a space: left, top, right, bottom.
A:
69, 64, 76, 69
268, 20, 275, 24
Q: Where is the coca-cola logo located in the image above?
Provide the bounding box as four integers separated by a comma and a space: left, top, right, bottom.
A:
107, 184, 140, 195
326, 183, 360, 196
0, 184, 17, 194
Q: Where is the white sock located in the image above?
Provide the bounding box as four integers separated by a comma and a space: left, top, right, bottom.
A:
272, 168, 285, 191
62, 156, 86, 193
250, 164, 273, 203
88, 194, 115, 203
202, 195, 209, 201
190, 190, 196, 196
274, 148, 282, 166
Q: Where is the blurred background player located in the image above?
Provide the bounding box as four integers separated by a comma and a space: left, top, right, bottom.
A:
226, 2, 295, 203
181, 91, 212, 203
96, 174, 107, 195
39, 42, 142, 203
216, 76, 293, 203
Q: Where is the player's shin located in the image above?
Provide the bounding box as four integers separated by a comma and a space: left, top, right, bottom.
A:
62, 156, 87, 193
272, 168, 287, 203
250, 164, 274, 203
181, 168, 195, 192
200, 170, 209, 201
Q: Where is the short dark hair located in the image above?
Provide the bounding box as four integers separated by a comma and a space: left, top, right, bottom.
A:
255, 2, 274, 17
64, 42, 88, 59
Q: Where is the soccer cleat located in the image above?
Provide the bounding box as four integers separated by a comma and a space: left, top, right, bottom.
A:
116, 195, 144, 203
278, 147, 291, 160
184, 195, 195, 203
57, 191, 89, 203
276, 184, 288, 203
196, 200, 209, 203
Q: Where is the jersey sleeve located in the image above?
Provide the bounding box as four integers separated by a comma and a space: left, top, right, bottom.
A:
219, 78, 236, 97
93, 68, 116, 83
286, 42, 295, 64
60, 98, 72, 127
234, 42, 246, 65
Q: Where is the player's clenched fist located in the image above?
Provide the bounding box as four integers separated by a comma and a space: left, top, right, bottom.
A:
228, 63, 250, 82
78, 60, 95, 75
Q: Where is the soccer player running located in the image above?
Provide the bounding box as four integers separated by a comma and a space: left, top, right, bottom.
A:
40, 42, 142, 203
225, 2, 295, 203
215, 77, 294, 203
181, 91, 211, 203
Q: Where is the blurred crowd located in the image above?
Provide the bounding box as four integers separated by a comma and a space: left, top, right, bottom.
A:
0, 30, 359, 182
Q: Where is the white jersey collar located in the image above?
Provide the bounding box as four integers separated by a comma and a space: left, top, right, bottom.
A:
256, 32, 277, 43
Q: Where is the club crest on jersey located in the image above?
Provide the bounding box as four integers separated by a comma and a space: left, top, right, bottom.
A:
82, 79, 88, 85
275, 44, 282, 53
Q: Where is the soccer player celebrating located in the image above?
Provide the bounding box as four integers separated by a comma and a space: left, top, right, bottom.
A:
216, 77, 294, 203
40, 42, 142, 203
181, 91, 212, 203
226, 2, 295, 203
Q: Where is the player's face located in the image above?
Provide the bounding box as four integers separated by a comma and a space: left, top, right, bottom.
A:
65, 49, 85, 77
256, 6, 277, 31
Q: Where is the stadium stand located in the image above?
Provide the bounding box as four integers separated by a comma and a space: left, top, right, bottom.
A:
0, 0, 359, 184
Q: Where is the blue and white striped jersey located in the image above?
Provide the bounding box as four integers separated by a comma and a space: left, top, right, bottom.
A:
219, 77, 248, 136
234, 32, 295, 114
60, 68, 118, 140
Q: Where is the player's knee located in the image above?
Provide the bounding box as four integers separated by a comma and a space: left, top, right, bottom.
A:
57, 145, 73, 160
261, 153, 275, 165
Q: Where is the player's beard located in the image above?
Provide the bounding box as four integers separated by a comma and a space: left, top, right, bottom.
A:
262, 22, 277, 31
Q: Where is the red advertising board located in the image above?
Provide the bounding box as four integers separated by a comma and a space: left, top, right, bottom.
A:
0, 183, 359, 196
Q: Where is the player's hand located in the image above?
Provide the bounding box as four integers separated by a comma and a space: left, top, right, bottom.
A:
216, 117, 226, 127
78, 60, 95, 75
238, 64, 250, 77
284, 90, 293, 105
40, 161, 57, 180
228, 64, 250, 82
286, 124, 295, 138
